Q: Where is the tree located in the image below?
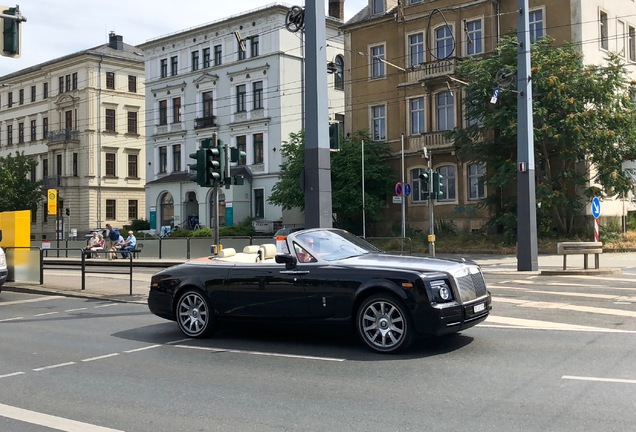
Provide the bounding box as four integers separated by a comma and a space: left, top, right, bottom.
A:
268, 130, 397, 234
0, 152, 43, 212
451, 36, 636, 237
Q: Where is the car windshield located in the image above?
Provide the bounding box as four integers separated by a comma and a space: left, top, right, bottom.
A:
296, 230, 380, 261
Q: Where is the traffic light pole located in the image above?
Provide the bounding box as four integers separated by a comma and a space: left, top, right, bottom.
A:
213, 184, 220, 253
428, 166, 435, 257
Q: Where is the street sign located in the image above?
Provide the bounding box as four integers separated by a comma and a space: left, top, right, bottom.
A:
394, 182, 403, 196
404, 183, 411, 197
591, 197, 601, 219
490, 87, 500, 104
392, 196, 402, 204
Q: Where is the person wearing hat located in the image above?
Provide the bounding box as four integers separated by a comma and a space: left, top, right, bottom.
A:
120, 230, 137, 259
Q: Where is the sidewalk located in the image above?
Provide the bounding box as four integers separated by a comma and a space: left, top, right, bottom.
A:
3, 252, 633, 304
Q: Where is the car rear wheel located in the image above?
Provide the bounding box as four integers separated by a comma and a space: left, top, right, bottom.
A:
176, 289, 215, 338
356, 294, 413, 353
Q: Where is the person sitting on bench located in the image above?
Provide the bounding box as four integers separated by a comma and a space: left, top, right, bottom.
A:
120, 231, 137, 259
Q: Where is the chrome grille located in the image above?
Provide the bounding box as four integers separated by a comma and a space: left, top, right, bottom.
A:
455, 269, 488, 303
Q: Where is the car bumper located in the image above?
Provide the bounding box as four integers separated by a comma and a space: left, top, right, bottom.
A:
412, 292, 492, 336
0, 269, 7, 289
148, 289, 176, 321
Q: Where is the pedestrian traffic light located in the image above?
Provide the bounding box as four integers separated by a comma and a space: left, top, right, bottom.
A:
188, 149, 206, 186
0, 6, 22, 58
419, 172, 429, 200
65, 208, 70, 216
432, 172, 444, 199
230, 147, 246, 163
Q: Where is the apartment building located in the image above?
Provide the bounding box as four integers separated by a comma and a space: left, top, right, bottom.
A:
139, 3, 345, 233
343, 0, 636, 234
0, 33, 146, 239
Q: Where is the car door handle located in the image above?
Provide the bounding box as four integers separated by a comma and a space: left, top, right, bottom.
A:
280, 270, 310, 275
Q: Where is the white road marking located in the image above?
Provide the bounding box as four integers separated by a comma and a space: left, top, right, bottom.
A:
0, 296, 63, 306
0, 316, 23, 322
123, 344, 162, 353
485, 315, 636, 333
33, 362, 76, 372
81, 353, 120, 362
494, 297, 636, 317
64, 308, 88, 313
174, 344, 346, 362
34, 311, 60, 317
93, 303, 117, 308
0, 402, 124, 432
0, 371, 25, 379
562, 375, 636, 385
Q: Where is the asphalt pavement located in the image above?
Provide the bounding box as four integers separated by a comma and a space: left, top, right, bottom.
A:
2, 252, 633, 304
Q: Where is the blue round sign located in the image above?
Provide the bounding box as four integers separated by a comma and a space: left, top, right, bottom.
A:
404, 184, 411, 197
591, 197, 601, 219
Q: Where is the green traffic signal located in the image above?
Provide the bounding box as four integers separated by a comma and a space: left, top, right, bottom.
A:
188, 150, 206, 186
230, 147, 246, 163
433, 172, 444, 199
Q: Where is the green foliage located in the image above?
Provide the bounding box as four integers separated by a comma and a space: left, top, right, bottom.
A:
219, 218, 256, 236
128, 219, 150, 231
599, 218, 622, 242
451, 36, 636, 237
0, 152, 42, 212
434, 219, 457, 235
268, 130, 397, 235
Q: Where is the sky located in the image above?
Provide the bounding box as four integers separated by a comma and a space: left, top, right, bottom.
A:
0, 0, 367, 76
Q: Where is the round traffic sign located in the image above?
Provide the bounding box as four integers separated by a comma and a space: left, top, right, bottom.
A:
395, 182, 403, 196
591, 197, 601, 219
404, 183, 411, 197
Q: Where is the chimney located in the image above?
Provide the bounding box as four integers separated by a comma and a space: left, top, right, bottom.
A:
328, 0, 344, 20
108, 31, 124, 51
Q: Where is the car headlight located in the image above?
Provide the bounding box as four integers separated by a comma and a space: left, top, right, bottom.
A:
429, 279, 453, 303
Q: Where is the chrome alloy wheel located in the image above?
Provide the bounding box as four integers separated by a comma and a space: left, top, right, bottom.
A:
357, 295, 411, 353
177, 290, 213, 338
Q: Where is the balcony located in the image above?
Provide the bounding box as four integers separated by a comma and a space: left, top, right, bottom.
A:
42, 176, 61, 188
194, 116, 216, 130
422, 131, 453, 148
403, 58, 457, 85
47, 129, 79, 144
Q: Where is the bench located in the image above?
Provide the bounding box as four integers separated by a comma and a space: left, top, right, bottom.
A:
556, 241, 603, 270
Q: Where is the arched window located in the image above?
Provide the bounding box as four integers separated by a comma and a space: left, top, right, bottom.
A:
436, 165, 456, 202
334, 55, 344, 90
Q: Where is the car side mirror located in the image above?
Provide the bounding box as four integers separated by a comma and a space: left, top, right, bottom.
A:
275, 253, 297, 269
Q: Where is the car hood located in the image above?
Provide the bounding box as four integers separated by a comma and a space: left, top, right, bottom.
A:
340, 253, 475, 274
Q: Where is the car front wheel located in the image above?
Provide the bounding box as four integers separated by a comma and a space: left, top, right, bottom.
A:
356, 294, 413, 353
176, 289, 215, 338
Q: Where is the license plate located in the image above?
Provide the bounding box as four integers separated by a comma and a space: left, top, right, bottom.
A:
473, 303, 485, 313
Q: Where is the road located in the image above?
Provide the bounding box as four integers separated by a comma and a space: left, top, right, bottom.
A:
0, 268, 635, 431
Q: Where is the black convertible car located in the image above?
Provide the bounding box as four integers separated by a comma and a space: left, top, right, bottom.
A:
148, 228, 491, 353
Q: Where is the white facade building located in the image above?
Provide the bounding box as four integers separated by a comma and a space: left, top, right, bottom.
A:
0, 33, 146, 239
139, 3, 345, 233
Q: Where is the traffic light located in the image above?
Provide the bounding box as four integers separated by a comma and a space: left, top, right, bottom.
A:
188, 149, 206, 186
230, 147, 246, 164
432, 172, 444, 199
65, 208, 70, 216
207, 143, 224, 185
0, 6, 22, 58
419, 172, 429, 200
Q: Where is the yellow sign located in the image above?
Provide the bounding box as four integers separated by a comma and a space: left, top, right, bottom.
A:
47, 189, 57, 215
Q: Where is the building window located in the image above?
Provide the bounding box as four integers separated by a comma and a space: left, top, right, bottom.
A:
372, 0, 384, 15
73, 153, 78, 177
600, 11, 608, 49
72, 72, 78, 90
529, 9, 544, 43
618, 20, 626, 57
160, 59, 168, 78
409, 33, 424, 67
128, 200, 138, 220
43, 117, 48, 139
58, 76, 64, 94
43, 82, 48, 98
204, 47, 211, 68
334, 55, 344, 90
105, 199, 116, 220
105, 153, 116, 177
42, 158, 48, 178
65, 74, 71, 92
106, 72, 115, 89
370, 45, 385, 78
465, 19, 483, 55
172, 97, 181, 123
371, 105, 386, 141
127, 111, 138, 134
411, 168, 429, 203
191, 50, 199, 71
159, 146, 167, 173
199, 91, 213, 119
30, 85, 36, 102
213, 45, 221, 66
172, 144, 181, 172
238, 40, 246, 60
252, 81, 263, 110
436, 165, 456, 201
436, 91, 454, 131
19, 89, 23, 105
254, 189, 264, 219
435, 26, 454, 59
128, 75, 137, 93
159, 100, 168, 125
7, 91, 12, 107
410, 0, 422, 4
410, 97, 424, 135
18, 122, 24, 143
629, 26, 636, 61
56, 154, 62, 176
170, 56, 178, 76
468, 163, 485, 200
105, 108, 116, 132
236, 84, 246, 112
251, 36, 259, 57
65, 110, 73, 129
253, 133, 264, 164
128, 154, 138, 178
236, 135, 247, 166
7, 125, 12, 145
30, 120, 36, 141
